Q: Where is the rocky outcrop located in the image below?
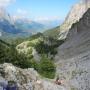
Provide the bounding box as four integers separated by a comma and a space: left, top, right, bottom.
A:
0, 63, 66, 90
55, 9, 90, 90
59, 0, 90, 39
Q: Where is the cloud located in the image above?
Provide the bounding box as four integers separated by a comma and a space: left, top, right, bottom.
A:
12, 9, 29, 20
17, 8, 28, 16
0, 0, 15, 7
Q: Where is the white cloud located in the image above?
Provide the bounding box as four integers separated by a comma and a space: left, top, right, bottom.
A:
17, 8, 28, 16
0, 0, 15, 7
12, 9, 29, 20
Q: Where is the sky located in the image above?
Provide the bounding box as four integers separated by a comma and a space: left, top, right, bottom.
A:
0, 0, 79, 22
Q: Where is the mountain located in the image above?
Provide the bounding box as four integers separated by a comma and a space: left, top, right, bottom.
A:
55, 8, 90, 90
0, 19, 21, 34
14, 18, 61, 33
43, 26, 60, 39
37, 19, 61, 30
0, 8, 61, 40
14, 19, 45, 33
0, 37, 66, 90
0, 39, 11, 47
0, 8, 45, 39
0, 8, 29, 39
59, 0, 90, 39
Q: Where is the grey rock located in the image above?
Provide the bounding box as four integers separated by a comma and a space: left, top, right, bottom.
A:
59, 0, 90, 40
55, 8, 90, 90
0, 63, 66, 90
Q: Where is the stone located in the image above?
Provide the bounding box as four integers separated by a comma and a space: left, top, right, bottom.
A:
0, 63, 66, 90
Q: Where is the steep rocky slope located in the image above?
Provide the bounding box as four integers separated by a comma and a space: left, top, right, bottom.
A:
59, 0, 90, 39
0, 63, 66, 90
55, 9, 90, 90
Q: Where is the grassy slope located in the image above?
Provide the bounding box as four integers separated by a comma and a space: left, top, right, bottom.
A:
43, 26, 60, 39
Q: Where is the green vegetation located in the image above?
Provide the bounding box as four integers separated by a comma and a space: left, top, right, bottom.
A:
14, 33, 64, 79
0, 29, 65, 79
35, 38, 64, 57
0, 39, 56, 79
35, 41, 57, 56
38, 55, 56, 79
0, 39, 35, 69
28, 32, 43, 41
12, 32, 43, 46
11, 37, 27, 46
43, 26, 60, 39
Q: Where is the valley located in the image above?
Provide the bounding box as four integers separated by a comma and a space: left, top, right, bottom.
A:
0, 0, 90, 90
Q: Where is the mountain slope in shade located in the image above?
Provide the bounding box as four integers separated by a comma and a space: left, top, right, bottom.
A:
59, 0, 90, 39
0, 8, 21, 34
0, 8, 29, 39
0, 19, 21, 34
55, 8, 90, 90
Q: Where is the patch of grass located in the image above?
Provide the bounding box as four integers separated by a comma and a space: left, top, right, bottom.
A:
43, 26, 60, 39
39, 71, 55, 79
38, 55, 56, 79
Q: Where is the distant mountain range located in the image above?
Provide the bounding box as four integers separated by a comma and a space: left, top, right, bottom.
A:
0, 8, 29, 39
14, 19, 45, 33
0, 8, 61, 39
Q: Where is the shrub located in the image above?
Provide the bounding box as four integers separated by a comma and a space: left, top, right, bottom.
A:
38, 55, 56, 79
35, 38, 65, 57
27, 42, 35, 47
28, 59, 39, 70
0, 39, 56, 79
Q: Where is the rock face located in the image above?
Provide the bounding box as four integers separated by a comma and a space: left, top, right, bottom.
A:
59, 0, 90, 39
0, 63, 66, 90
55, 9, 90, 90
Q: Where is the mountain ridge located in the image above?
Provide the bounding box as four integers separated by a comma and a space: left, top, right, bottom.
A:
55, 8, 90, 90
59, 0, 90, 39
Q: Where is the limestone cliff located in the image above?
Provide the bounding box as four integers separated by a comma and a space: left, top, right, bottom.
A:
55, 8, 90, 90
59, 0, 90, 39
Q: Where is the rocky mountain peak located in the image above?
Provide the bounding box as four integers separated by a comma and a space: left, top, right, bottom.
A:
59, 0, 90, 39
0, 8, 10, 21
